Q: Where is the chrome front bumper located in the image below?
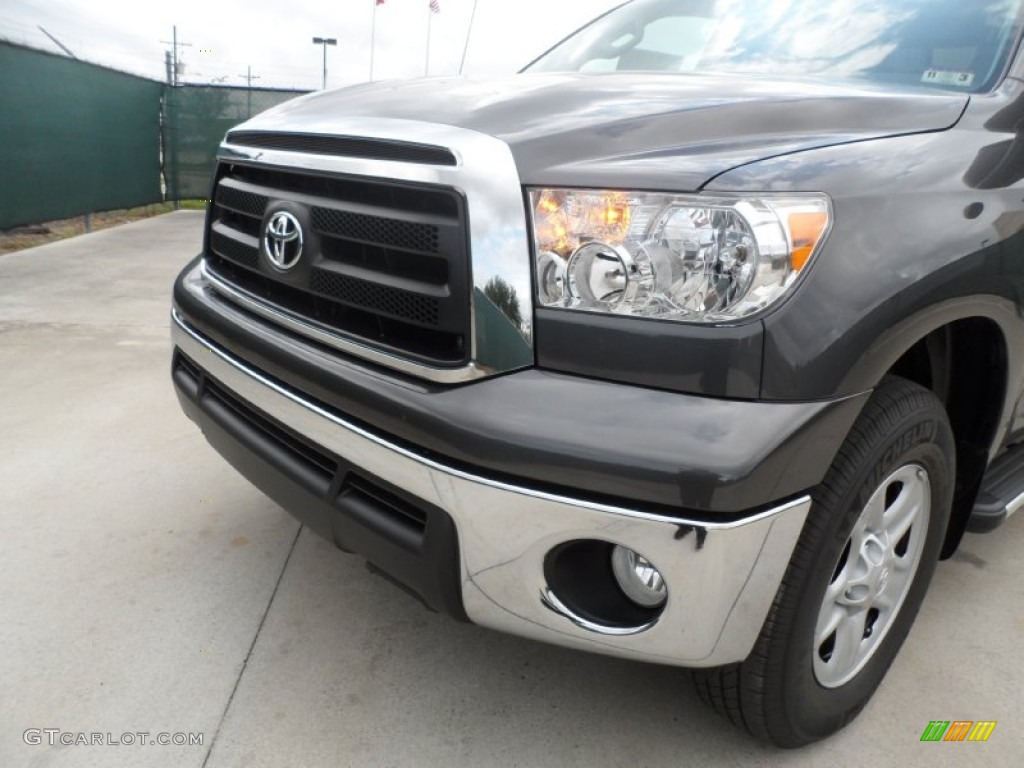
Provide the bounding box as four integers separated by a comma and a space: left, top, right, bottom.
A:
172, 310, 810, 668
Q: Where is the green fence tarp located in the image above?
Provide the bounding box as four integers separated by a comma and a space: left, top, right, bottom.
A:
0, 42, 163, 230
165, 85, 307, 201
0, 41, 309, 229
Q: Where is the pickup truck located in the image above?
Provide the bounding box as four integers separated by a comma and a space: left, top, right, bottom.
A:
170, 0, 1024, 746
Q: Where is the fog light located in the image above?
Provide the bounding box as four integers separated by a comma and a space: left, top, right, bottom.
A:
611, 545, 667, 608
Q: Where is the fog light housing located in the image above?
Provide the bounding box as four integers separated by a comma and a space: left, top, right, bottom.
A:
611, 545, 667, 608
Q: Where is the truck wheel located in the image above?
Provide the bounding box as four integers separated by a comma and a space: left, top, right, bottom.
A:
693, 376, 955, 747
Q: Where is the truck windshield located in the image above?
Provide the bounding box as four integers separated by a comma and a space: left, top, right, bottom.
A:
526, 0, 1023, 93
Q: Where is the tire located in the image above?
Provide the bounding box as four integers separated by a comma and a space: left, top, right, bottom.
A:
693, 376, 955, 747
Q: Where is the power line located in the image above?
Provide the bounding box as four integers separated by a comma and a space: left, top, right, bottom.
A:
0, 20, 312, 89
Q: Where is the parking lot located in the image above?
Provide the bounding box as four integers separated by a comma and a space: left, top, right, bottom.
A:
0, 211, 1021, 767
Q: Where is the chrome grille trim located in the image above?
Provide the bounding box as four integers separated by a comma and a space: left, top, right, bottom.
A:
225, 130, 458, 166
214, 117, 534, 381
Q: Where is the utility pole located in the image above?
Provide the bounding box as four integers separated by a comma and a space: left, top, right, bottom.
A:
312, 36, 337, 89
160, 25, 192, 87
239, 65, 261, 118
159, 26, 191, 208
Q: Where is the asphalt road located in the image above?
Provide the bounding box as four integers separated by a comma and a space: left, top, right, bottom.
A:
1, 212, 1021, 767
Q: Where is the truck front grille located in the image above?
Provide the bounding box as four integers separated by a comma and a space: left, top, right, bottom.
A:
205, 162, 470, 367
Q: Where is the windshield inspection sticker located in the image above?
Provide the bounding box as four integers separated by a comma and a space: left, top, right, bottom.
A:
921, 69, 975, 87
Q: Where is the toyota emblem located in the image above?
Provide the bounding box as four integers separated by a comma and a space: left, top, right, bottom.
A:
263, 211, 304, 270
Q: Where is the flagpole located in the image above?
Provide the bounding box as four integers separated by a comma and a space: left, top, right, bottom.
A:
370, 1, 378, 81
425, 4, 432, 76
459, 0, 479, 74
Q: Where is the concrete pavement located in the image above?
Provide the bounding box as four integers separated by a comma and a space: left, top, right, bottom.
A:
0, 212, 1021, 767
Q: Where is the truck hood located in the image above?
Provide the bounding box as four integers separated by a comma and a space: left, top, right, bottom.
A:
243, 73, 969, 191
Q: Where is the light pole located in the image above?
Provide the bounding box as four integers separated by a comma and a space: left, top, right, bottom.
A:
312, 36, 337, 89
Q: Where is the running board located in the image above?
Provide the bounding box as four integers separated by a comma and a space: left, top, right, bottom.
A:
968, 445, 1024, 533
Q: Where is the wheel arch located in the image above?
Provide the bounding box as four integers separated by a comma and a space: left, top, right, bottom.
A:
861, 299, 1015, 556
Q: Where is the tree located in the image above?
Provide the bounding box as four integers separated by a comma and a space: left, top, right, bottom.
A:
482, 276, 523, 329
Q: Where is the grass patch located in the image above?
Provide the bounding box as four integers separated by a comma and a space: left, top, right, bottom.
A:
0, 201, 209, 254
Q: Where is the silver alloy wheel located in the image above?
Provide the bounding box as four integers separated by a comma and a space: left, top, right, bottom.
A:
813, 464, 931, 688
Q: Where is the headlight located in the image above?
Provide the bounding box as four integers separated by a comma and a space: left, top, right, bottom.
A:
529, 188, 830, 323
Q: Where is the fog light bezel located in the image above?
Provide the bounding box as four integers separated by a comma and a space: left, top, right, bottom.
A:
543, 539, 668, 633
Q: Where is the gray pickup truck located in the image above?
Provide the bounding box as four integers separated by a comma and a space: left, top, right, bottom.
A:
171, 0, 1024, 746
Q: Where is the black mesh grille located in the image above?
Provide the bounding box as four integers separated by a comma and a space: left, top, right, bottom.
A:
225, 131, 457, 166
211, 229, 259, 269
311, 207, 440, 253
205, 162, 470, 368
310, 268, 440, 326
215, 185, 268, 217
230, 164, 459, 217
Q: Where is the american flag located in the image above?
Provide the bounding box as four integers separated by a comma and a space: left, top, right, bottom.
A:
429, 0, 440, 13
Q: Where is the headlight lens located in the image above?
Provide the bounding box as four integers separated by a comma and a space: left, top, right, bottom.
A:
529, 188, 830, 323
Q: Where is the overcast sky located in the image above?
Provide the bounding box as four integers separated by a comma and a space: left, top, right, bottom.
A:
0, 0, 623, 90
